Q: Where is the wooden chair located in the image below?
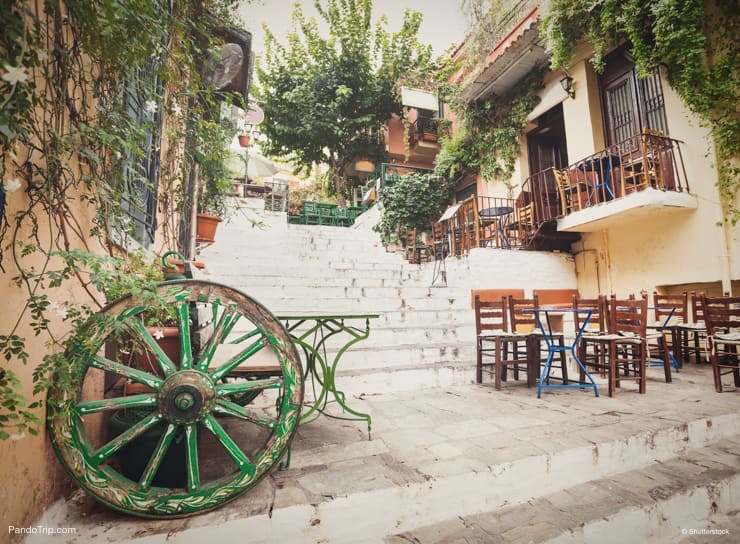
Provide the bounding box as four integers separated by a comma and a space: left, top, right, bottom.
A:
508, 295, 568, 385
459, 196, 481, 252
404, 228, 429, 264
430, 221, 449, 261
677, 292, 709, 365
650, 291, 687, 364
553, 168, 587, 216
582, 297, 649, 396
473, 295, 531, 389
505, 194, 535, 248
701, 295, 740, 392
642, 293, 677, 379
573, 295, 609, 378
641, 128, 676, 190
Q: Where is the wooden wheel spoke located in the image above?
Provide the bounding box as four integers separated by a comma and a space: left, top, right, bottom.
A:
92, 411, 163, 464
76, 393, 156, 415
89, 355, 163, 389
177, 302, 193, 369
201, 415, 255, 476
196, 306, 241, 371
124, 318, 177, 377
208, 338, 268, 382
185, 424, 199, 492
216, 376, 283, 396
138, 423, 178, 490
213, 399, 277, 429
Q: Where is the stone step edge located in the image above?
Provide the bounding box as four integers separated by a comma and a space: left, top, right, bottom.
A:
388, 438, 740, 544
78, 412, 740, 543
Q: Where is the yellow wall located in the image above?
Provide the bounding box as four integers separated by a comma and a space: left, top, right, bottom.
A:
515, 44, 738, 298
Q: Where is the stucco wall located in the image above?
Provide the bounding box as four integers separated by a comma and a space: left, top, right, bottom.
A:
518, 44, 737, 297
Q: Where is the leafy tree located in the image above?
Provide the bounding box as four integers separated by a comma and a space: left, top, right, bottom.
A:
374, 172, 455, 246
255, 0, 432, 206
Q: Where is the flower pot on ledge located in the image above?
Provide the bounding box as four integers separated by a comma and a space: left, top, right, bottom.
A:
196, 213, 222, 243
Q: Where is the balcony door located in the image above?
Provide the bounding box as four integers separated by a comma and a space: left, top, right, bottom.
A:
527, 105, 567, 222
599, 46, 669, 147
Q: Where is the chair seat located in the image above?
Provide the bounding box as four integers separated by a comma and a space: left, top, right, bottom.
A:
677, 321, 706, 331
479, 331, 529, 339
713, 332, 740, 344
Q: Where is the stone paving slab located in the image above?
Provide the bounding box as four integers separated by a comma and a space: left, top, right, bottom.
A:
27, 365, 740, 543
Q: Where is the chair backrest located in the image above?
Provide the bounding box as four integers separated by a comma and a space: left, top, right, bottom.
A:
474, 295, 508, 336
533, 289, 580, 307
553, 169, 573, 216
573, 295, 607, 333
690, 291, 706, 323
470, 288, 525, 309
701, 295, 740, 336
405, 228, 418, 247
608, 297, 648, 337
508, 295, 539, 333
652, 291, 687, 325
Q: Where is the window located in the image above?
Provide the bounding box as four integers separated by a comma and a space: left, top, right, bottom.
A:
120, 56, 164, 248
599, 46, 669, 146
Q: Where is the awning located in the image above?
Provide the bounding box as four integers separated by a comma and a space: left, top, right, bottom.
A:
458, 7, 549, 102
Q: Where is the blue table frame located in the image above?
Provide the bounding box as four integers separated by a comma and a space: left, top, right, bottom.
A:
578, 155, 620, 205
525, 308, 600, 398
648, 306, 681, 371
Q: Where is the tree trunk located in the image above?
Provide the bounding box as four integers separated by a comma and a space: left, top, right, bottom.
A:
331, 161, 347, 207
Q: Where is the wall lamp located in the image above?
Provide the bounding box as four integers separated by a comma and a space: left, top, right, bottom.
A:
560, 74, 575, 99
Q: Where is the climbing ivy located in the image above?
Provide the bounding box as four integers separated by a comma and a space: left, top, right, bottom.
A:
0, 0, 244, 438
434, 70, 544, 190
542, 0, 740, 223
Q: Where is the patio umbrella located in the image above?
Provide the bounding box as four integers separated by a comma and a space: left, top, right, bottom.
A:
246, 153, 279, 179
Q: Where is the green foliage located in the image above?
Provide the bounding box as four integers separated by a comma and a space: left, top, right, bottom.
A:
543, 0, 740, 223
0, 0, 242, 438
435, 70, 543, 188
194, 115, 238, 217
255, 0, 433, 205
374, 173, 455, 246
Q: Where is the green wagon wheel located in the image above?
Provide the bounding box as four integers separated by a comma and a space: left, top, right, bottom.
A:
47, 280, 303, 518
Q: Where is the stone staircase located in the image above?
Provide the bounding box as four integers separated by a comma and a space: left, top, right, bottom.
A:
198, 197, 577, 394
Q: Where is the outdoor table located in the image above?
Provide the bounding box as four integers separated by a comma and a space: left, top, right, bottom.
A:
524, 308, 600, 398
648, 306, 681, 371
577, 155, 620, 205
479, 206, 514, 248
278, 313, 380, 437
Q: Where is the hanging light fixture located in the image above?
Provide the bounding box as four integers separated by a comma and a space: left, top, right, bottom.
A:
560, 73, 575, 99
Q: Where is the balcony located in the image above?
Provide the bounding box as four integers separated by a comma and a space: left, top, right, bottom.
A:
522, 132, 696, 240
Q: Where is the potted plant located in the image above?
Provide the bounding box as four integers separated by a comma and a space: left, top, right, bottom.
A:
238, 134, 251, 147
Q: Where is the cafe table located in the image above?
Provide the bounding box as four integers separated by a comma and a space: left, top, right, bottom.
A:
524, 307, 600, 398
577, 155, 620, 205
479, 206, 514, 248
278, 313, 380, 438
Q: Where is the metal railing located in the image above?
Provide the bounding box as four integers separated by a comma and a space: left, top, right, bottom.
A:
520, 132, 689, 229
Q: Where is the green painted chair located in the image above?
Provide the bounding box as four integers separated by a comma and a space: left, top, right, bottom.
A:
301, 201, 320, 225
335, 207, 351, 227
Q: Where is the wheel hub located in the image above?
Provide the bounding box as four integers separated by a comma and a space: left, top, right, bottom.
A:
158, 370, 215, 424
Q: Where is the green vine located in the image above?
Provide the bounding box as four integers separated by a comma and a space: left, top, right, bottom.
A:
0, 0, 243, 438
542, 0, 740, 223
373, 172, 456, 246
434, 70, 544, 190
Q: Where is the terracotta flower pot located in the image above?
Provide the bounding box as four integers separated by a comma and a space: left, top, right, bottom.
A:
238, 134, 251, 147
132, 326, 181, 374
196, 213, 222, 243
